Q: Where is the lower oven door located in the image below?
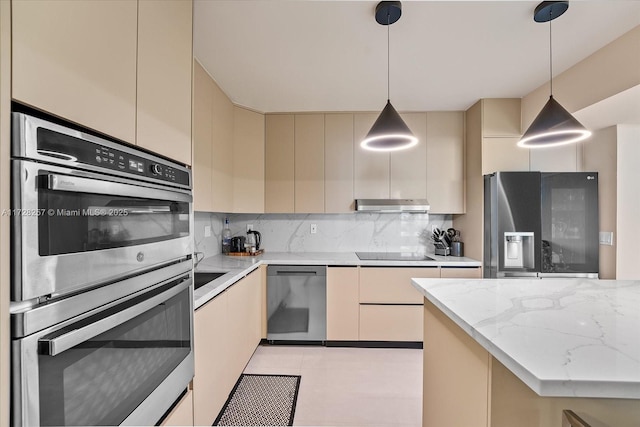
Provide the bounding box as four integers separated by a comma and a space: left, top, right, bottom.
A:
11, 275, 194, 426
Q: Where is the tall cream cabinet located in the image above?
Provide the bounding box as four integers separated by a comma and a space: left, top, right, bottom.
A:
136, 0, 192, 166
294, 114, 325, 213
265, 115, 295, 213
12, 0, 193, 165
210, 76, 234, 212
324, 114, 355, 213
233, 107, 265, 213
12, 0, 138, 143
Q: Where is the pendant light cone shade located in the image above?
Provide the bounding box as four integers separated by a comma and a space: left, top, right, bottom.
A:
519, 1, 591, 148
361, 100, 418, 152
361, 1, 417, 152
518, 96, 591, 148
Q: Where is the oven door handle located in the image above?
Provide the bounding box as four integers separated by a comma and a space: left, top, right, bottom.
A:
38, 278, 191, 356
39, 172, 192, 203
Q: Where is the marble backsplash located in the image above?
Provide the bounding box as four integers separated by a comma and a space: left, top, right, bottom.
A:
194, 211, 452, 257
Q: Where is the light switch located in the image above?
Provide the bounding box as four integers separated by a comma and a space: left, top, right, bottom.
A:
599, 231, 614, 246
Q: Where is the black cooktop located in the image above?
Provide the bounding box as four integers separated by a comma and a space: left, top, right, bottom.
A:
355, 252, 435, 261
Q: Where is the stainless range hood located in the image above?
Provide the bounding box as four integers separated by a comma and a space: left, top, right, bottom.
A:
355, 199, 430, 213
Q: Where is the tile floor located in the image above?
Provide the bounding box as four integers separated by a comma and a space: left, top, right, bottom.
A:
243, 345, 423, 427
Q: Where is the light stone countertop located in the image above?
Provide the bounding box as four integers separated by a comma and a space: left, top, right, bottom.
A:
193, 252, 481, 309
411, 277, 640, 399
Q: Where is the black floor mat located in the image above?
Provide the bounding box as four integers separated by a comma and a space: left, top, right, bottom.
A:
213, 374, 301, 426
268, 307, 309, 334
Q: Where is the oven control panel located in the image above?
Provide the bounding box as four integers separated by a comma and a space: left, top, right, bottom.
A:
36, 127, 189, 187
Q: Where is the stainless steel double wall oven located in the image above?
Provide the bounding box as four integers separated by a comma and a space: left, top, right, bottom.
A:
10, 112, 194, 426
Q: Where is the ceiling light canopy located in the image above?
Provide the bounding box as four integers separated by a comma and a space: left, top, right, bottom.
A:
361, 1, 418, 153
519, 1, 591, 149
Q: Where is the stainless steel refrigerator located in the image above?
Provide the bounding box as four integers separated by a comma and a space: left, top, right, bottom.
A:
484, 171, 599, 278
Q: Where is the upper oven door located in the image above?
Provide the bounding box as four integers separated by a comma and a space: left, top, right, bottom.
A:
12, 159, 193, 302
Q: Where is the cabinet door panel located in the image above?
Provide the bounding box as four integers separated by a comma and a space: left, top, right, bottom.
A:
12, 0, 137, 143
482, 98, 522, 137
390, 113, 427, 199
325, 114, 355, 213
295, 114, 325, 213
327, 267, 359, 341
137, 0, 192, 165
427, 112, 465, 213
359, 267, 438, 304
233, 107, 265, 213
359, 305, 423, 341
211, 80, 234, 212
354, 113, 390, 198
265, 115, 295, 212
193, 294, 230, 426
192, 60, 214, 212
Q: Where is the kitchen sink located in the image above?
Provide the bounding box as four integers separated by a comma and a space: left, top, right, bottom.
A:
194, 272, 227, 290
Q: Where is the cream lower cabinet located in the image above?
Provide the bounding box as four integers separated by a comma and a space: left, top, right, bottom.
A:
193, 269, 262, 426
327, 267, 359, 341
160, 389, 193, 426
440, 266, 482, 278
358, 267, 439, 342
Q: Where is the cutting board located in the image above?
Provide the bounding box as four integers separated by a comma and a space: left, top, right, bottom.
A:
226, 249, 264, 257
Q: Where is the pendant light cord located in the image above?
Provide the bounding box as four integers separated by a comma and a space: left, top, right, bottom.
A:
387, 11, 390, 101
549, 9, 553, 96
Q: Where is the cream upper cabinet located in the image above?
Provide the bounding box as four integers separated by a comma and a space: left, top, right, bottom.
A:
390, 113, 428, 199
482, 137, 530, 175
427, 112, 465, 213
354, 113, 390, 199
192, 60, 214, 212
295, 114, 325, 213
136, 0, 192, 166
233, 107, 265, 213
324, 114, 355, 213
12, 0, 138, 143
265, 114, 295, 213
529, 144, 578, 172
483, 98, 522, 137
211, 80, 234, 212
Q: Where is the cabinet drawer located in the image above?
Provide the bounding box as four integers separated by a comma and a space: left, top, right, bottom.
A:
359, 305, 423, 342
359, 267, 438, 304
440, 267, 482, 279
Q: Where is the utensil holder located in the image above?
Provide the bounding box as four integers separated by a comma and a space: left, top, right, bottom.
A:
435, 247, 450, 256
451, 241, 464, 257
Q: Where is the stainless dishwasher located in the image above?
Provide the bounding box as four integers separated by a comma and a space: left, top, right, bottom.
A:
267, 265, 326, 342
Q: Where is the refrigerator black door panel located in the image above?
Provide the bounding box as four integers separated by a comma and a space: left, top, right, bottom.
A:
496, 172, 541, 274
541, 172, 599, 274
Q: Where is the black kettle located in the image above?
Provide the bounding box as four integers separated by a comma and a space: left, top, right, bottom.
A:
246, 230, 261, 251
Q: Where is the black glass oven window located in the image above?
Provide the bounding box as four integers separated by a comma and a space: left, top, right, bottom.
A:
38, 286, 191, 426
38, 189, 189, 255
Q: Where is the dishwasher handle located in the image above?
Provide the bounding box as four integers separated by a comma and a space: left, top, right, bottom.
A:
267, 265, 326, 277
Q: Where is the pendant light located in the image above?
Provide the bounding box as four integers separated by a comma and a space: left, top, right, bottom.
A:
518, 1, 591, 148
361, 1, 418, 152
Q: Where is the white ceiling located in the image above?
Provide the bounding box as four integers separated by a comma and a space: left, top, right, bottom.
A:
194, 1, 640, 114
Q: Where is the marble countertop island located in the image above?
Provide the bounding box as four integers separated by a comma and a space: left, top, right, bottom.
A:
411, 277, 640, 399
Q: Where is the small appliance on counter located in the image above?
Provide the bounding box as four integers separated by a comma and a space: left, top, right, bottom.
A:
224, 230, 263, 256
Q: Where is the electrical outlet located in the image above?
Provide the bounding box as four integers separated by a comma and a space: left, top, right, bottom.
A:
310, 224, 317, 234
247, 224, 253, 232
204, 225, 211, 237
599, 231, 614, 246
